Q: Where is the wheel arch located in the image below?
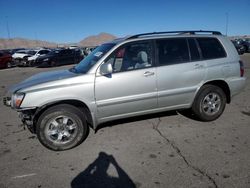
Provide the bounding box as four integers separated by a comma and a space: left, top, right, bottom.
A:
33, 99, 94, 133
202, 80, 231, 103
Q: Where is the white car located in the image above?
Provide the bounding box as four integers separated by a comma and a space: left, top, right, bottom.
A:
12, 50, 37, 66
12, 50, 31, 59
27, 49, 50, 66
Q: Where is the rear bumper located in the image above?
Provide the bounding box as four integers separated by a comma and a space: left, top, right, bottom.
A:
228, 77, 246, 98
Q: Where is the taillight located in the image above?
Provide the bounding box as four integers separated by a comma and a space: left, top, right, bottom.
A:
239, 60, 244, 77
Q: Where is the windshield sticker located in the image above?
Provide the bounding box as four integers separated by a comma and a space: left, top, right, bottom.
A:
94, 52, 103, 57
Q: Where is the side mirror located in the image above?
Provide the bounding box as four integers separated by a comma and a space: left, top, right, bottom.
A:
100, 63, 113, 75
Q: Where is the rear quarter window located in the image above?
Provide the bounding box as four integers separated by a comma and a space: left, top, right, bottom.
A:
197, 38, 226, 60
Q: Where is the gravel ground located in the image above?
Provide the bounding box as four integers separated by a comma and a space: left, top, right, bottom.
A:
0, 54, 249, 188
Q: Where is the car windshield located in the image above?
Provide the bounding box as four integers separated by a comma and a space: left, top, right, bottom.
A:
48, 50, 60, 55
17, 50, 28, 54
71, 43, 115, 73
245, 38, 250, 42
28, 50, 37, 55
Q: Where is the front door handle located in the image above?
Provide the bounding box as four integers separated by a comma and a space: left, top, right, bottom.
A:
143, 71, 155, 77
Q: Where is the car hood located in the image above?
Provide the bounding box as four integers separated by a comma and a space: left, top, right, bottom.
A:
12, 53, 29, 59
10, 69, 78, 93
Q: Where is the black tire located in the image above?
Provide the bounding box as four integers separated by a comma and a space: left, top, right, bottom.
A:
191, 85, 226, 121
50, 61, 56, 67
244, 45, 249, 53
37, 104, 89, 151
23, 57, 29, 67
28, 61, 33, 67
6, 62, 11, 68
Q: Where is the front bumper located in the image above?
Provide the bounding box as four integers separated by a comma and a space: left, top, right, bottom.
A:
3, 96, 36, 133
18, 110, 36, 133
13, 58, 28, 66
33, 59, 49, 67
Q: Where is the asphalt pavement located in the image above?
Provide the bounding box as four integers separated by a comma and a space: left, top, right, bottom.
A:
0, 55, 250, 188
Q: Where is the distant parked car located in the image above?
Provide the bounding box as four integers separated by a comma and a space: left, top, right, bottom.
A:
27, 49, 51, 66
12, 50, 36, 66
242, 38, 250, 52
34, 48, 84, 67
231, 40, 245, 55
0, 52, 13, 69
0, 49, 12, 55
0, 48, 26, 55
9, 48, 26, 55
235, 39, 250, 53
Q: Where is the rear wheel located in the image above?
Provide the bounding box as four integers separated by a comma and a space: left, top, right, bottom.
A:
192, 85, 226, 121
37, 104, 89, 151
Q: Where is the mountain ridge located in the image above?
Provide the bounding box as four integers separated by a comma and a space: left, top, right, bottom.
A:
0, 32, 117, 49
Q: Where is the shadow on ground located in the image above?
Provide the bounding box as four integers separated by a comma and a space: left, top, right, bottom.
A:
71, 152, 135, 188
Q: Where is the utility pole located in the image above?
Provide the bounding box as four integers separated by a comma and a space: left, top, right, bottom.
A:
225, 13, 229, 36
6, 16, 10, 39
35, 31, 38, 47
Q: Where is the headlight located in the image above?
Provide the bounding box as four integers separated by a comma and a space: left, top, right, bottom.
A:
43, 58, 49, 62
12, 93, 25, 108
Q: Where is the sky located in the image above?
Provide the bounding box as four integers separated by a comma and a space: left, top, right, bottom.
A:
0, 0, 250, 43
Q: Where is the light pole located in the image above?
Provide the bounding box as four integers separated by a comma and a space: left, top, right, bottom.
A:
6, 16, 10, 39
225, 13, 229, 36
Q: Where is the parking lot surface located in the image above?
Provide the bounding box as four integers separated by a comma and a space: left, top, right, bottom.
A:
0, 54, 250, 188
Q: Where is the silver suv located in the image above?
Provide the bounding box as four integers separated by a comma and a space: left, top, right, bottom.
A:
3, 31, 246, 151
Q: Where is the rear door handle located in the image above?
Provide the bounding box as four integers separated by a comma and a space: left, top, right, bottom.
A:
143, 71, 155, 77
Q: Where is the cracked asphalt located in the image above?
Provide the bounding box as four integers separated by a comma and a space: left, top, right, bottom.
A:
0, 54, 250, 188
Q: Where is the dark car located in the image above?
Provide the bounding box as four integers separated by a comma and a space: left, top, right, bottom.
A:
242, 38, 250, 53
231, 40, 245, 55
34, 48, 84, 67
0, 52, 13, 69
235, 39, 250, 53
0, 48, 26, 55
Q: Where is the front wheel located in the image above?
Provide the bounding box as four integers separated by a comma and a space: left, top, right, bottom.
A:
37, 104, 89, 151
192, 85, 226, 121
6, 62, 11, 68
49, 61, 57, 67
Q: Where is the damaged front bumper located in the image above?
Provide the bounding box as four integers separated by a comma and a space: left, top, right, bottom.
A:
18, 109, 37, 133
3, 96, 11, 107
3, 96, 37, 133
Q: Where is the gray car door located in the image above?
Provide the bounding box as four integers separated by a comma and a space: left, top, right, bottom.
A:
156, 38, 206, 109
95, 41, 157, 121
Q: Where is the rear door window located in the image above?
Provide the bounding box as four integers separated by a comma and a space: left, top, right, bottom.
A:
156, 38, 189, 66
196, 38, 226, 59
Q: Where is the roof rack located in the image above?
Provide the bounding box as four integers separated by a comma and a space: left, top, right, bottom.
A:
127, 30, 222, 40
